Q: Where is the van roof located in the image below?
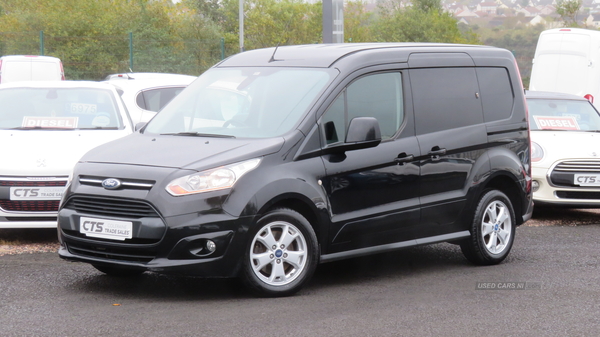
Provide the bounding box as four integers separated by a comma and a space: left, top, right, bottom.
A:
540, 28, 600, 37
0, 55, 61, 62
217, 43, 500, 68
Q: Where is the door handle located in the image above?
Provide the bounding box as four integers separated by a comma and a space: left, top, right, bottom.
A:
394, 153, 414, 164
428, 147, 446, 156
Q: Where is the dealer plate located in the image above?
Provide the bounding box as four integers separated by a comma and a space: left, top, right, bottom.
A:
574, 174, 600, 186
9, 186, 65, 200
79, 217, 133, 241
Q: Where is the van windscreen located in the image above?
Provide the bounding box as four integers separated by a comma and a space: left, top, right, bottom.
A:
144, 67, 337, 138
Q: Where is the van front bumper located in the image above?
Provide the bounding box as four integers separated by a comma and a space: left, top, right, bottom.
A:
57, 207, 254, 278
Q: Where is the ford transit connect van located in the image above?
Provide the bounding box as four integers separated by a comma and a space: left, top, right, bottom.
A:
0, 55, 65, 84
57, 43, 533, 297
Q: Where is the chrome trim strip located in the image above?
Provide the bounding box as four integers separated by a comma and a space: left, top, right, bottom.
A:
79, 178, 103, 184
122, 182, 154, 188
0, 176, 68, 181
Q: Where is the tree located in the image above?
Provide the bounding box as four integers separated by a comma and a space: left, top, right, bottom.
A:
220, 0, 321, 50
0, 0, 223, 79
413, 0, 443, 13
344, 0, 375, 42
373, 0, 478, 44
556, 0, 582, 27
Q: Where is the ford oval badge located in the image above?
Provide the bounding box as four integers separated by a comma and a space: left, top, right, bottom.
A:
102, 178, 122, 190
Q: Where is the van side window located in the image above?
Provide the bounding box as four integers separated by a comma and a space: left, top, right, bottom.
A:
411, 67, 483, 134
476, 67, 514, 122
321, 72, 404, 144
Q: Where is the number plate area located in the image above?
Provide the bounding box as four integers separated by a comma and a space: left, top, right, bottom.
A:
574, 174, 600, 186
9, 187, 65, 200
80, 217, 133, 241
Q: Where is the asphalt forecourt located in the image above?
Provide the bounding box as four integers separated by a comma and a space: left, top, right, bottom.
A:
1, 208, 600, 336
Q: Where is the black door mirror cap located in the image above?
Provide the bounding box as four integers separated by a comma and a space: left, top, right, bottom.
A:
346, 117, 382, 143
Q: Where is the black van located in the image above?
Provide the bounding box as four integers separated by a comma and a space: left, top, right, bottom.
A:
57, 43, 533, 297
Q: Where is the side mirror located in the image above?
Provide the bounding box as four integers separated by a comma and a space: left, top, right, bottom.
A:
295, 117, 383, 161
346, 117, 381, 143
323, 117, 381, 155
135, 122, 146, 132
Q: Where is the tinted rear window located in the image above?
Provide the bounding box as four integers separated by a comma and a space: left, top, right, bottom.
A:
411, 67, 483, 135
477, 67, 514, 122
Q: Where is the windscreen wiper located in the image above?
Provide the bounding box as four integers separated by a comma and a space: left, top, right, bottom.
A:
76, 127, 120, 130
9, 126, 74, 130
160, 132, 235, 138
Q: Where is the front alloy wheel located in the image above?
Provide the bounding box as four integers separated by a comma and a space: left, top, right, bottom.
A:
250, 221, 308, 286
242, 208, 318, 297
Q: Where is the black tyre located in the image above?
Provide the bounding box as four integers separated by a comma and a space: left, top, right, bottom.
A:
93, 264, 145, 277
460, 190, 516, 265
241, 208, 319, 297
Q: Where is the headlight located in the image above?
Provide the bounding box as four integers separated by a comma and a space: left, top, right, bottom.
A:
531, 141, 544, 162
166, 158, 261, 196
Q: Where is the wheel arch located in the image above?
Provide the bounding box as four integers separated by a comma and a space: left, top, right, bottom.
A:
235, 176, 330, 249
480, 173, 526, 226
255, 192, 328, 249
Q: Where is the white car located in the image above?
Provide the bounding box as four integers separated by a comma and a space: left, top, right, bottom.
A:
104, 73, 196, 125
0, 81, 133, 228
527, 91, 600, 207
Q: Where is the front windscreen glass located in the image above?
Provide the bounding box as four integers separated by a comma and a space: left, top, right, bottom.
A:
144, 67, 336, 138
0, 87, 123, 130
527, 98, 600, 131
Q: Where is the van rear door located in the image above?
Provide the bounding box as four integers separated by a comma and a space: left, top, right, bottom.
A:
1, 59, 32, 83
530, 31, 591, 96
31, 60, 62, 81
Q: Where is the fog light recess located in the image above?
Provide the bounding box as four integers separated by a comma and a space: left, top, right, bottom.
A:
532, 180, 540, 192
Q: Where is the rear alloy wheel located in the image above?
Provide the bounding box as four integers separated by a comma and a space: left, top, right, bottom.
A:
460, 190, 516, 265
241, 208, 318, 297
93, 264, 145, 277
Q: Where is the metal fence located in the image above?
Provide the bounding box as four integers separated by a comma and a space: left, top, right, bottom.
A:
0, 32, 234, 80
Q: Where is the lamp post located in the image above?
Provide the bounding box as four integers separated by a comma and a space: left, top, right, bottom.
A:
239, 0, 244, 52
322, 0, 344, 44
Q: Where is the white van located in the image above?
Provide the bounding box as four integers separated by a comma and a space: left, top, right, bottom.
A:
0, 55, 65, 84
529, 28, 600, 107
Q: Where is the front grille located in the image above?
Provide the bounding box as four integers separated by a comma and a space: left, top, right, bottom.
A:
0, 200, 60, 212
553, 160, 600, 173
556, 191, 600, 200
0, 178, 67, 212
66, 242, 156, 263
63, 196, 160, 219
550, 160, 600, 187
78, 176, 154, 191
